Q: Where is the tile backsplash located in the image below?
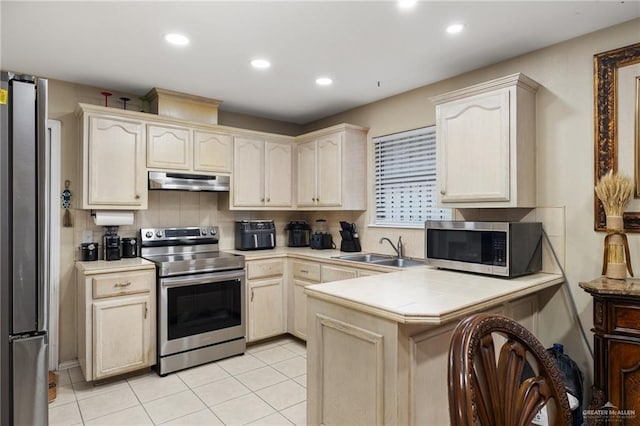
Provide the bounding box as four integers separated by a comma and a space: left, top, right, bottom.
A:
73, 191, 361, 259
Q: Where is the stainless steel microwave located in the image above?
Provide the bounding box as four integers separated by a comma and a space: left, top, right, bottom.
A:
425, 221, 542, 278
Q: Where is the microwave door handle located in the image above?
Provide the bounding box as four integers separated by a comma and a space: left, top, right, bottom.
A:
253, 234, 258, 248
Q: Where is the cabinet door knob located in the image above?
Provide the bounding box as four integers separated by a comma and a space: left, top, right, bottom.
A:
267, 198, 271, 202
440, 189, 446, 195
261, 198, 265, 202
135, 195, 140, 199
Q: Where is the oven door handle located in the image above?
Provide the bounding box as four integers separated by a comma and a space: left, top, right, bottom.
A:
160, 270, 245, 289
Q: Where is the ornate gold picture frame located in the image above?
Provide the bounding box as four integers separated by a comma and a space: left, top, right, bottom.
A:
594, 42, 640, 231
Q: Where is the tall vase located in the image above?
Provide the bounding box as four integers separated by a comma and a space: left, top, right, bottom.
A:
605, 215, 627, 279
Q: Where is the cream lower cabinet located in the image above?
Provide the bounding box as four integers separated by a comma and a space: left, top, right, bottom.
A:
431, 73, 539, 208
77, 105, 147, 209
233, 136, 293, 208
93, 295, 152, 379
295, 124, 367, 210
289, 260, 321, 340
289, 260, 368, 341
307, 292, 540, 425
76, 263, 156, 381
246, 259, 286, 342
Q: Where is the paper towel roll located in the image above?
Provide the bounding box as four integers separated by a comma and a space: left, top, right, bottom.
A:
93, 211, 134, 226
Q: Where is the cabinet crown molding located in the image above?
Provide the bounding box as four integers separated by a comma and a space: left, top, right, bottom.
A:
429, 73, 540, 105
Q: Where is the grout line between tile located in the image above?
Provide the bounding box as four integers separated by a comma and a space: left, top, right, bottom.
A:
56, 336, 306, 426
124, 376, 155, 425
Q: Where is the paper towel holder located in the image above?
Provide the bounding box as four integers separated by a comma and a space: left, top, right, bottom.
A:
91, 210, 135, 226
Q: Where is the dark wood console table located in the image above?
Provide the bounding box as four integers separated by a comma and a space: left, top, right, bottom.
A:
579, 277, 640, 424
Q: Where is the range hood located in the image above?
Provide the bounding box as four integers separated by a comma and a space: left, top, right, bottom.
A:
148, 171, 230, 192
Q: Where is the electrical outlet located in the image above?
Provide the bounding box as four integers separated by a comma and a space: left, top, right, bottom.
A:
82, 230, 94, 243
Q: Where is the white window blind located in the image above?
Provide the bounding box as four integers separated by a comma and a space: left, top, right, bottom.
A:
374, 126, 451, 226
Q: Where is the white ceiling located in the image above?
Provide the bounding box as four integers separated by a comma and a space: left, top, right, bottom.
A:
2, 1, 639, 124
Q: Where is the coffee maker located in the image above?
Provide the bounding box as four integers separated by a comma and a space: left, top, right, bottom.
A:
103, 226, 121, 261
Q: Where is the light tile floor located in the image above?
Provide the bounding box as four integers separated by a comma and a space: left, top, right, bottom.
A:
49, 337, 307, 426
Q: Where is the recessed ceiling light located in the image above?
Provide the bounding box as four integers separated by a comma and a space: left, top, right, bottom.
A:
164, 33, 189, 46
251, 59, 271, 69
446, 23, 465, 34
398, 0, 417, 8
316, 77, 333, 86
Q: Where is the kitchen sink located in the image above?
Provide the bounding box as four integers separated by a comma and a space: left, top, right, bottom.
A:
333, 253, 395, 263
333, 253, 424, 268
371, 258, 425, 268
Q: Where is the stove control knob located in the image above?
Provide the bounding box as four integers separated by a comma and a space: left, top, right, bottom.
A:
210, 229, 217, 236
145, 231, 153, 239
201, 229, 207, 236
155, 230, 163, 238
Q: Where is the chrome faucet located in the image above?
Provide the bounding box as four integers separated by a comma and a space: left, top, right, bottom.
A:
379, 236, 404, 258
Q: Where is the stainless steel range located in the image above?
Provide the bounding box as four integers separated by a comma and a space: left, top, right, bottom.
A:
140, 226, 246, 376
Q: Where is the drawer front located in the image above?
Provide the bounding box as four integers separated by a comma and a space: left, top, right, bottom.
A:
292, 261, 321, 282
321, 265, 357, 283
93, 270, 154, 299
247, 259, 285, 280
611, 303, 640, 336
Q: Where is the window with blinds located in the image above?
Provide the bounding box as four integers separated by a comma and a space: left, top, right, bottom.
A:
374, 126, 451, 227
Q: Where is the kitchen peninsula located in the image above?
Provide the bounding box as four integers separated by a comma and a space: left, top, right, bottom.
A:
304, 268, 563, 425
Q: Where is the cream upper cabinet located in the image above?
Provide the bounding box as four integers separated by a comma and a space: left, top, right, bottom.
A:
316, 134, 342, 206
147, 125, 232, 175
265, 141, 293, 206
193, 130, 233, 173
232, 135, 293, 209
77, 105, 147, 210
147, 123, 192, 171
233, 136, 265, 206
296, 140, 317, 207
295, 124, 367, 210
431, 73, 539, 208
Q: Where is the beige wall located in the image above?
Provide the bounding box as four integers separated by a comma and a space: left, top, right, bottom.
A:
302, 18, 640, 388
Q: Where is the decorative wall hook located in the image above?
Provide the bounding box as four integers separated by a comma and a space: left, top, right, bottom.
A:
61, 179, 72, 227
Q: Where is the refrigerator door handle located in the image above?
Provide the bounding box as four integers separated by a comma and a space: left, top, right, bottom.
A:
36, 77, 49, 333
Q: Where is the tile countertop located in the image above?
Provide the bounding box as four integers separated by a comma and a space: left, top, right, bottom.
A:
225, 246, 348, 260
75, 257, 155, 274
305, 268, 563, 325
224, 247, 409, 272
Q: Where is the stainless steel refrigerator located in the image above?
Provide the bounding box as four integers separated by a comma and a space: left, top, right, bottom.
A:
0, 72, 49, 425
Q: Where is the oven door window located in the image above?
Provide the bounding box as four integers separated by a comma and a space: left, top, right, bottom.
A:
167, 279, 241, 340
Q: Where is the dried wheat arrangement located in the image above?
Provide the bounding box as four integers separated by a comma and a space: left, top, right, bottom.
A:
595, 170, 634, 278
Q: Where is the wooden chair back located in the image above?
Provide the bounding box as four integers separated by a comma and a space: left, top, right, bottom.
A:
448, 313, 572, 426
